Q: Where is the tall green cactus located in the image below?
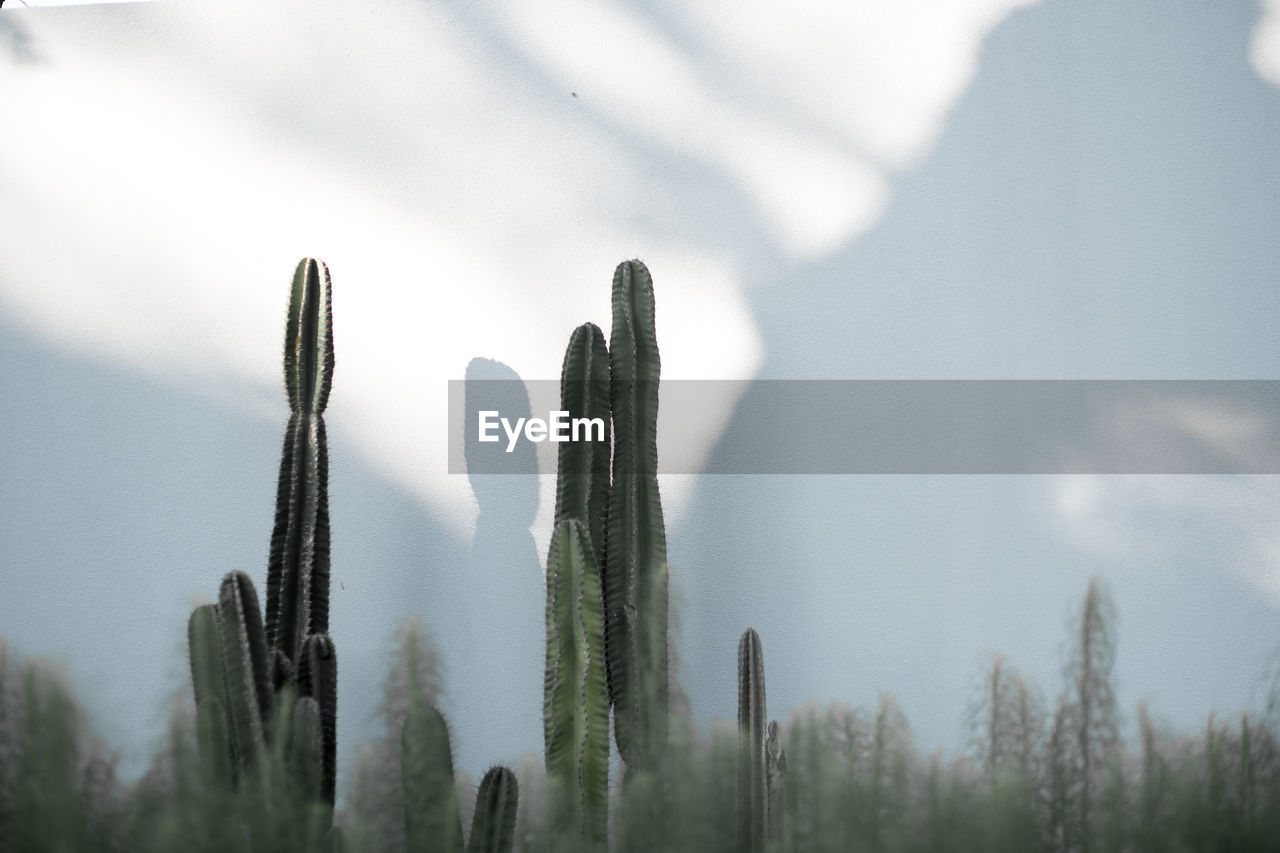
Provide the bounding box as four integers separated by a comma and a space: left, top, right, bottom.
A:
185, 259, 339, 812
604, 259, 669, 775
266, 257, 335, 666
553, 322, 611, 568
738, 627, 767, 853
543, 518, 610, 848
467, 766, 519, 853
402, 701, 464, 853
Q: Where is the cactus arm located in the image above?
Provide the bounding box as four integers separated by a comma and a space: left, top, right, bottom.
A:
605, 259, 669, 773
285, 257, 335, 418
543, 519, 609, 848
738, 628, 767, 853
467, 766, 519, 853
401, 702, 464, 853
219, 572, 273, 730
297, 633, 338, 806
553, 322, 611, 567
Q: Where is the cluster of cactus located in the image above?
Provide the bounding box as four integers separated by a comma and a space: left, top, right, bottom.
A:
543, 260, 671, 846
186, 259, 338, 822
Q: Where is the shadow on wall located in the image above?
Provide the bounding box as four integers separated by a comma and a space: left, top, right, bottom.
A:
672, 0, 1280, 749
0, 13, 40, 64
455, 357, 545, 776
0, 316, 470, 791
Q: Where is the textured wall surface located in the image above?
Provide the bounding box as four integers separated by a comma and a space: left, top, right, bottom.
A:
0, 0, 1278, 793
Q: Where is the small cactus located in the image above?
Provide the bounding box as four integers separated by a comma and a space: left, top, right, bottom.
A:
738, 627, 767, 853
467, 765, 519, 853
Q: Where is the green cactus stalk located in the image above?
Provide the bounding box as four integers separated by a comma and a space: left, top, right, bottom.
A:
543, 518, 610, 849
553, 322, 611, 568
296, 633, 337, 806
765, 720, 788, 848
266, 257, 335, 666
217, 571, 273, 766
738, 627, 767, 853
401, 702, 464, 853
467, 766, 519, 853
604, 259, 669, 775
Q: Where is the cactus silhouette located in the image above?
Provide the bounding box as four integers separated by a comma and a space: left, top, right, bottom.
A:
604, 259, 669, 776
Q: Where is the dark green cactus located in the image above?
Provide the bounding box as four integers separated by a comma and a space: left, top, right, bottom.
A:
738, 627, 767, 853
184, 259, 339, 815
401, 701, 464, 853
553, 321, 611, 569
604, 259, 669, 775
266, 257, 335, 666
467, 766, 519, 853
543, 518, 610, 849
217, 571, 273, 767
296, 633, 337, 806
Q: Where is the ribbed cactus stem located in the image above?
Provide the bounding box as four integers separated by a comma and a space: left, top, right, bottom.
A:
738, 628, 767, 853
402, 702, 464, 853
605, 259, 669, 774
467, 766, 519, 853
296, 633, 338, 806
543, 519, 610, 849
553, 322, 611, 569
266, 258, 335, 666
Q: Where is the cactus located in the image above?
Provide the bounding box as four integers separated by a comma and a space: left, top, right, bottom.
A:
543, 518, 610, 849
266, 257, 335, 666
467, 766, 519, 853
604, 259, 669, 775
184, 259, 339, 814
738, 627, 767, 853
402, 701, 464, 853
296, 632, 338, 806
765, 720, 788, 848
553, 321, 611, 569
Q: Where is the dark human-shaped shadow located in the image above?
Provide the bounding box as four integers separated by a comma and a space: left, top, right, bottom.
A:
454, 357, 544, 775
672, 0, 1280, 747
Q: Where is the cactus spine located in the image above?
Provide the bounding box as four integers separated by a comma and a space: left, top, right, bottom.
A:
604, 259, 669, 775
543, 518, 610, 848
738, 628, 767, 853
467, 766, 519, 853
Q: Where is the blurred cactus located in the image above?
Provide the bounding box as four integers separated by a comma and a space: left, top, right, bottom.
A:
543, 519, 609, 849
604, 259, 669, 776
401, 702, 463, 853
553, 322, 610, 567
